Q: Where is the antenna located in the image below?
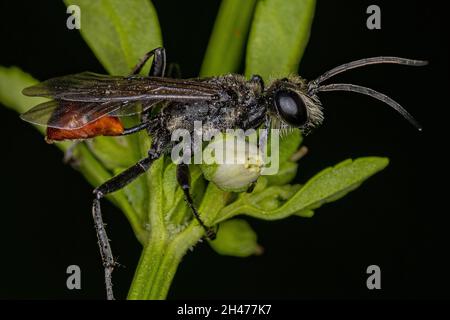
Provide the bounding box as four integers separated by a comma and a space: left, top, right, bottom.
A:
314, 57, 428, 85
317, 83, 422, 130
308, 57, 428, 130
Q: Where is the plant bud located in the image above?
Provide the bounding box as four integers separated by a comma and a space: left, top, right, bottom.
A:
201, 134, 264, 192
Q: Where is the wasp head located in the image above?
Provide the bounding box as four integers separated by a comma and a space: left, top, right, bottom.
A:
266, 57, 427, 133
266, 76, 324, 134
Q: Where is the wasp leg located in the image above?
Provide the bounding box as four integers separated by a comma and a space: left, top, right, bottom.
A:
63, 141, 82, 166
166, 62, 181, 79
92, 153, 157, 300
246, 180, 257, 193
121, 121, 150, 136
250, 74, 264, 91
176, 163, 216, 240
130, 47, 167, 77
63, 122, 150, 165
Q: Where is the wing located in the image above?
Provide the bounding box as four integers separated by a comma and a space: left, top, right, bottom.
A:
20, 99, 156, 129
21, 72, 225, 130
22, 72, 223, 102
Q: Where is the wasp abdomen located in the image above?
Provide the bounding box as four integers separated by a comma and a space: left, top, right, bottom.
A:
46, 116, 124, 142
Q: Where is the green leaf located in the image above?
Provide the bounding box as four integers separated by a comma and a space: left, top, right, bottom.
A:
113, 166, 149, 227
0, 66, 72, 151
146, 156, 166, 233
215, 183, 299, 223
64, 0, 163, 75
265, 161, 298, 186
278, 129, 303, 163
87, 135, 140, 170
265, 129, 303, 185
162, 163, 180, 213
216, 157, 389, 222
0, 66, 47, 114
200, 0, 258, 77
209, 219, 262, 257
282, 157, 389, 215
245, 0, 316, 79
198, 182, 230, 226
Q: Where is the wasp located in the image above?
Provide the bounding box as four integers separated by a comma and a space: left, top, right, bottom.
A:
21, 47, 426, 299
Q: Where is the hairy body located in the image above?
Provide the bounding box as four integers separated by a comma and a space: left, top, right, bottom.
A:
147, 74, 266, 154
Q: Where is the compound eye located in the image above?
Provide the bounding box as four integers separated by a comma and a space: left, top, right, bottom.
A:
274, 90, 308, 127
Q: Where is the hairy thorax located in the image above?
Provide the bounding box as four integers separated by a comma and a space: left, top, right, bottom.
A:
147, 74, 266, 153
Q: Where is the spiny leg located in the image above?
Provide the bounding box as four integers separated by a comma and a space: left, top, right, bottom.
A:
176, 163, 216, 240
250, 74, 264, 91
121, 121, 151, 136
130, 47, 166, 77
119, 47, 168, 136
166, 62, 181, 79
92, 197, 114, 299
246, 181, 257, 193
92, 153, 157, 300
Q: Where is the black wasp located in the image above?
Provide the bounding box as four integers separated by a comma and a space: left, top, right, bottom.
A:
21, 47, 426, 299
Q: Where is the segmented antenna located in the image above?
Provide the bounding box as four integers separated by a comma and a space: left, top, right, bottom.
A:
308, 57, 428, 130
314, 57, 428, 85
317, 83, 422, 131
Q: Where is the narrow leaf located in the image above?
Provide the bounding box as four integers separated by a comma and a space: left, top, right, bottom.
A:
64, 0, 163, 75
265, 129, 302, 185
0, 66, 47, 114
87, 135, 141, 170
200, 0, 258, 76
265, 161, 298, 186
245, 0, 316, 79
278, 157, 389, 216
216, 157, 389, 222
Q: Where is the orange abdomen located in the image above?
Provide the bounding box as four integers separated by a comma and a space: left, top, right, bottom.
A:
46, 116, 124, 141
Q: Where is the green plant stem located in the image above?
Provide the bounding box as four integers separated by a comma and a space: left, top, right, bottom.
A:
148, 225, 204, 299
128, 225, 204, 299
128, 183, 226, 299
127, 234, 168, 299
200, 0, 258, 76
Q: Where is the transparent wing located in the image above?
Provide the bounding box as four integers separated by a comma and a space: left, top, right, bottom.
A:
109, 100, 161, 117
22, 72, 222, 102
21, 72, 225, 129
20, 99, 148, 129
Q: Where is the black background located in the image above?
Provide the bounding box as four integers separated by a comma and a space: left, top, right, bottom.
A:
0, 0, 448, 300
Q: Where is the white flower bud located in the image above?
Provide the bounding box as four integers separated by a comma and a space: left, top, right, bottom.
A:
201, 134, 264, 192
